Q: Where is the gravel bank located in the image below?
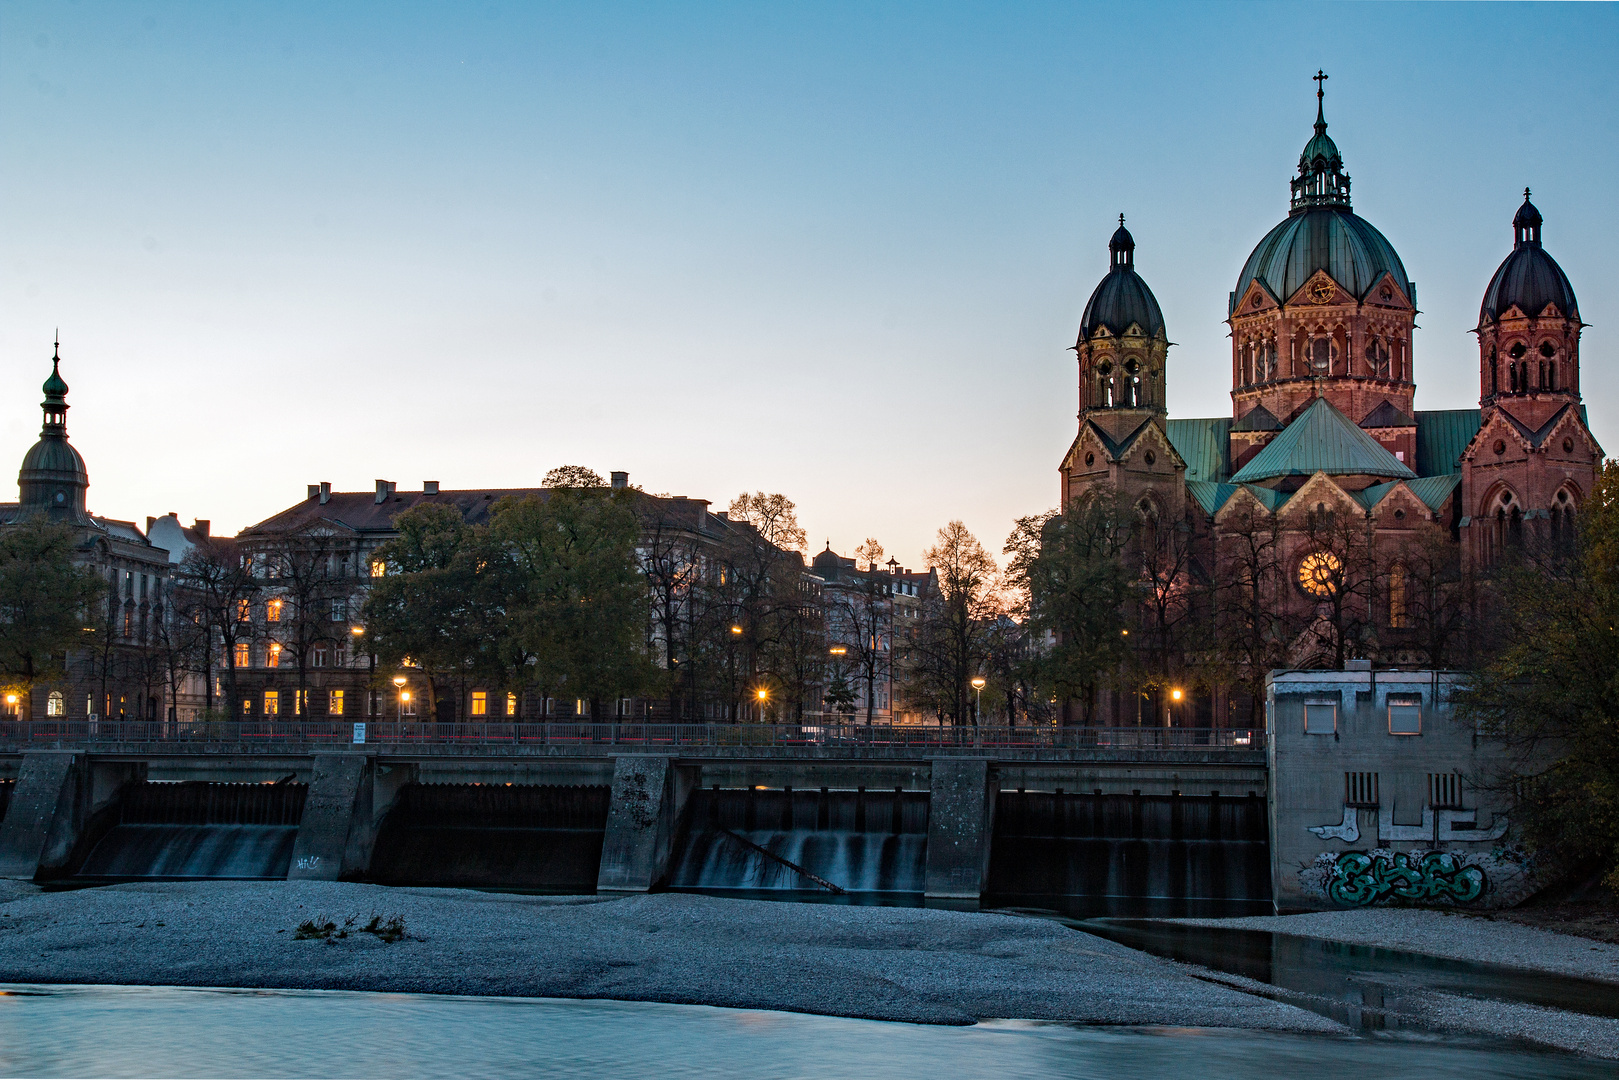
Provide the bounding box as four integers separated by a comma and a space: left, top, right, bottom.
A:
1172, 909, 1619, 983
0, 881, 1339, 1032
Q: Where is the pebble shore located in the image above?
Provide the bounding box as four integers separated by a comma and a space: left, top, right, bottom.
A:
0, 880, 1336, 1031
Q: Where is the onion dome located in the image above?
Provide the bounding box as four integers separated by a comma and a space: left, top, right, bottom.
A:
1231, 74, 1414, 312
18, 339, 89, 522
1479, 190, 1579, 324
1078, 215, 1166, 339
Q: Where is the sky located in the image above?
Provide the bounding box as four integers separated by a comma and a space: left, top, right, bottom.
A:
2, 2, 1615, 570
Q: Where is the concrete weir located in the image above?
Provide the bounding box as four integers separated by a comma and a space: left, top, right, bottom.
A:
0, 738, 1269, 908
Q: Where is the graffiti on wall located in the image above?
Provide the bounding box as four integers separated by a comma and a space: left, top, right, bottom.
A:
1306, 805, 1508, 844
1325, 850, 1485, 906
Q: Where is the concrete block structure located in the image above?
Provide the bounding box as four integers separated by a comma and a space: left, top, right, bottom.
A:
1267, 668, 1530, 910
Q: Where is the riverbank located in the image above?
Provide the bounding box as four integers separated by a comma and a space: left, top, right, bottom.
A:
1170, 908, 1619, 1057
0, 880, 1335, 1032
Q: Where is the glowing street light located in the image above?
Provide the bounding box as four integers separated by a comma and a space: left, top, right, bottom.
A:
828, 646, 847, 656
730, 625, 743, 635
1171, 688, 1183, 702
971, 677, 986, 726
393, 675, 408, 722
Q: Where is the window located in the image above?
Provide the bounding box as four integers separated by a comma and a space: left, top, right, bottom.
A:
242, 697, 253, 716
370, 559, 386, 578
506, 692, 518, 717
330, 599, 347, 622
266, 598, 282, 622
1344, 771, 1379, 807
293, 689, 306, 716
335, 645, 349, 668
471, 691, 487, 716
263, 690, 279, 716
1388, 695, 1422, 735
265, 643, 281, 669
1388, 564, 1408, 628
234, 643, 250, 668
1297, 551, 1342, 599
122, 609, 133, 637
575, 698, 588, 717
237, 599, 252, 622
1304, 699, 1337, 734
46, 690, 64, 717
313, 647, 328, 668
329, 690, 345, 716
1430, 772, 1463, 808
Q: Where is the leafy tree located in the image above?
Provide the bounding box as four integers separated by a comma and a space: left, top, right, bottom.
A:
1006, 491, 1133, 725
544, 465, 607, 489
0, 520, 102, 718
1457, 460, 1619, 888
364, 504, 499, 720
491, 489, 659, 719
905, 521, 999, 725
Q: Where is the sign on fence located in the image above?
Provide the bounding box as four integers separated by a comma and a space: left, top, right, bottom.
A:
352, 722, 366, 745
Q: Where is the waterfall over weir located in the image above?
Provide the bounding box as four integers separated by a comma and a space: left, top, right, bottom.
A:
77, 782, 306, 880
668, 788, 929, 898
987, 791, 1272, 917
368, 784, 610, 890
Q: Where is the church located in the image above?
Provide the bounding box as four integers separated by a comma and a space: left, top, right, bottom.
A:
1059, 76, 1600, 714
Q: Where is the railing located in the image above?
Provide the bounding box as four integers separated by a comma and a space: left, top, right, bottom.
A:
0, 720, 1263, 755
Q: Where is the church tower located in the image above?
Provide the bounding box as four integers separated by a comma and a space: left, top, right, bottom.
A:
1059, 219, 1183, 514
17, 340, 90, 524
1227, 74, 1419, 473
1463, 192, 1600, 563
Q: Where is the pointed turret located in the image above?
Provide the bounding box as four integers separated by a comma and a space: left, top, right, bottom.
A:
17, 338, 90, 523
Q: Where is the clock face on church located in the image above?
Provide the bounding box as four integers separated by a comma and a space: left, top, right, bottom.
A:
1309, 281, 1336, 304
1297, 550, 1343, 599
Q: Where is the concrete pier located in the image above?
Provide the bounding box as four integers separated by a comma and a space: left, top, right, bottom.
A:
923, 758, 995, 908
597, 757, 698, 893
288, 754, 372, 881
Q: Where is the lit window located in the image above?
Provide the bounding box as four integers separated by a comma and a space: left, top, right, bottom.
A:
576, 698, 587, 716
266, 643, 281, 668
47, 691, 64, 717
266, 598, 282, 622
263, 690, 280, 716
370, 560, 386, 578
506, 692, 518, 717
1388, 565, 1408, 628
471, 691, 487, 716
237, 599, 252, 622
329, 689, 345, 716
294, 689, 307, 716
242, 697, 253, 716
123, 610, 133, 637
234, 643, 250, 668
1389, 695, 1422, 735
1304, 699, 1337, 734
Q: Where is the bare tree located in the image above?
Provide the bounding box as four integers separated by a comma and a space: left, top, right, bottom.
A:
1213, 499, 1288, 721
262, 528, 363, 720
177, 537, 257, 717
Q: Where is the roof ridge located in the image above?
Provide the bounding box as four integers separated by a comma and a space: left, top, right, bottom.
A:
1230, 396, 1415, 484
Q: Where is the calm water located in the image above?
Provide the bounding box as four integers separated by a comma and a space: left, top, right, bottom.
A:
0, 984, 1608, 1079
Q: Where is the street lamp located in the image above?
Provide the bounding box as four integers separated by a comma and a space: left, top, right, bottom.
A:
971, 677, 986, 727
756, 686, 768, 723
392, 675, 407, 722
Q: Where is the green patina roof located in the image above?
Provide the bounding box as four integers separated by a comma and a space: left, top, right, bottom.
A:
1231, 396, 1416, 484
1187, 480, 1291, 516
1353, 480, 1400, 510
1406, 473, 1462, 512
1165, 418, 1232, 483
1414, 409, 1480, 476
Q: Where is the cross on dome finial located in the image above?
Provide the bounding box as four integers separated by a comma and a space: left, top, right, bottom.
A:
1524, 187, 1532, 201
1119, 213, 1125, 227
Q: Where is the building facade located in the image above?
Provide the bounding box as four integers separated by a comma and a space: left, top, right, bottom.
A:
1059, 80, 1601, 720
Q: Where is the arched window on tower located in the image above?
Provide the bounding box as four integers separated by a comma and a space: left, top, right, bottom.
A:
1551, 488, 1577, 555
1508, 362, 1518, 394
1365, 336, 1391, 379
1490, 348, 1498, 395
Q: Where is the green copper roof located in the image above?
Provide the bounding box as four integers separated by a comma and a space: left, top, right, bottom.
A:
1187, 480, 1291, 516
1353, 480, 1400, 510
1406, 473, 1461, 512
1165, 418, 1232, 483
1413, 409, 1480, 476
1230, 396, 1416, 484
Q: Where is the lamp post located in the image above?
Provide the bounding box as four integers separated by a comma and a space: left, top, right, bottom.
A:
352, 626, 373, 717
392, 675, 407, 724
1169, 687, 1183, 729
756, 686, 768, 724
971, 677, 986, 728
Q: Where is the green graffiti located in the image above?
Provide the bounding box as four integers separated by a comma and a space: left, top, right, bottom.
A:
1327, 851, 1486, 906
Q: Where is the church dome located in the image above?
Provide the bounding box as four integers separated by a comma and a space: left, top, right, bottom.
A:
1233, 208, 1411, 311
1231, 75, 1413, 313
1479, 191, 1578, 324
1078, 217, 1165, 339
20, 436, 86, 482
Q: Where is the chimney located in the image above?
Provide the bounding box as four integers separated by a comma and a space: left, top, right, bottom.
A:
146, 516, 156, 533
194, 519, 210, 538
319, 481, 331, 504
611, 471, 628, 490
308, 484, 320, 500
375, 479, 395, 504
424, 481, 439, 495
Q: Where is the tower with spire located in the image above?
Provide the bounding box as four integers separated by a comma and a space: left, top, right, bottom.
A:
17, 337, 90, 523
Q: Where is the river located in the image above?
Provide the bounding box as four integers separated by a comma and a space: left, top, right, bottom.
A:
0, 983, 1608, 1079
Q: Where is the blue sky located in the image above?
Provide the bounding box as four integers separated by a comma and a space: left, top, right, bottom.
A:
2, 2, 1615, 567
